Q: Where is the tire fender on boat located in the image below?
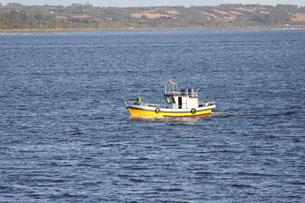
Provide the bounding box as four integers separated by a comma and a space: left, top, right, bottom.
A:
191, 108, 196, 114
155, 107, 160, 114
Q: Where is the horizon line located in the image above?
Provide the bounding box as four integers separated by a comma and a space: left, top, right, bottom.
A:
1, 3, 303, 8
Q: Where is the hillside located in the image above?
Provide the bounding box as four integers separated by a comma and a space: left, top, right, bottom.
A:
1, 3, 305, 31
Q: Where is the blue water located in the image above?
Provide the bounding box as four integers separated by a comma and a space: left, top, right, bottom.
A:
1, 29, 305, 202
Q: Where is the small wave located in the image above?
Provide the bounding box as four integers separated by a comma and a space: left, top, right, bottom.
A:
212, 110, 298, 118
129, 116, 158, 121
117, 174, 132, 178
286, 181, 305, 186
267, 110, 298, 116
60, 193, 88, 199
123, 166, 150, 171
237, 171, 282, 177
127, 157, 149, 161
92, 116, 104, 120
69, 128, 83, 136
0, 185, 11, 190
231, 184, 253, 188
129, 178, 146, 183
154, 187, 183, 192
211, 112, 232, 117
211, 111, 249, 117
82, 181, 101, 186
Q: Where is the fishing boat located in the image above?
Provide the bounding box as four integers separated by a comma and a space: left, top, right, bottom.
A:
124, 81, 216, 118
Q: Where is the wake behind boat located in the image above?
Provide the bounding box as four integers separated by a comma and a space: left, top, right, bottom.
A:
124, 81, 216, 118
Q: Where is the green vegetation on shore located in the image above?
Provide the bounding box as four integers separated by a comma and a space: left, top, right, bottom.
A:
1, 3, 305, 31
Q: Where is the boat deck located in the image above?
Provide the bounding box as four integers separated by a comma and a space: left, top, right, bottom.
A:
124, 101, 170, 109
124, 100, 215, 109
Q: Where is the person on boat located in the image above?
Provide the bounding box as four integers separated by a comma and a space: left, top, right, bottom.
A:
136, 94, 142, 104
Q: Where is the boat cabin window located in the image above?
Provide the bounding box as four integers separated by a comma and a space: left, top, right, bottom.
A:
172, 97, 176, 104
166, 96, 176, 104
166, 96, 171, 103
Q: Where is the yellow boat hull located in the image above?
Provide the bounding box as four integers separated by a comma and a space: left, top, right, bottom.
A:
127, 107, 212, 118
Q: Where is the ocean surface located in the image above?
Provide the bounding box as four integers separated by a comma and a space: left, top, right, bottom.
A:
1, 29, 305, 202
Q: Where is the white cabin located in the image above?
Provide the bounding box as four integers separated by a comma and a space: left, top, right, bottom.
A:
164, 82, 199, 109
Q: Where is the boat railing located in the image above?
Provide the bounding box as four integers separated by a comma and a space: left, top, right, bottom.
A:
164, 83, 179, 95
164, 82, 199, 97
125, 100, 170, 109
164, 88, 199, 98
198, 101, 215, 107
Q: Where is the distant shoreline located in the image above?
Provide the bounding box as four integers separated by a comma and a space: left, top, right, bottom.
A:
2, 4, 305, 34
1, 26, 305, 33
